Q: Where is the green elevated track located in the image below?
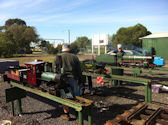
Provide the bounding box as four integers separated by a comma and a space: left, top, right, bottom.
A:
108, 66, 168, 76
7, 82, 93, 125
82, 72, 152, 103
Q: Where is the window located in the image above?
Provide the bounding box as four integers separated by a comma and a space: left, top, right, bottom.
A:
99, 40, 104, 43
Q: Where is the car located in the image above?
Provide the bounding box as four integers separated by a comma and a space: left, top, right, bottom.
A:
107, 49, 141, 55
123, 50, 141, 55
107, 49, 117, 55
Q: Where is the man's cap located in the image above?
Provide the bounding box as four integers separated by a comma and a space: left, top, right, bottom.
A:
62, 44, 71, 52
117, 44, 122, 49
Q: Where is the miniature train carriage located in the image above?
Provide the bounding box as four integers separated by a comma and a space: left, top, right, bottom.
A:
4, 60, 73, 98
24, 61, 45, 86
7, 66, 27, 83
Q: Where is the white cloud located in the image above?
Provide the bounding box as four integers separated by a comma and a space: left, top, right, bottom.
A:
0, 0, 47, 10
0, 1, 16, 9
38, 14, 168, 24
0, 14, 10, 25
23, 0, 46, 8
25, 14, 67, 22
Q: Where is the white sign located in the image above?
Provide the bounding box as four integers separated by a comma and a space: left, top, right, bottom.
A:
92, 34, 109, 46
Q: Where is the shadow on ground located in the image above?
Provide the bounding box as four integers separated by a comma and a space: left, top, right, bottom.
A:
24, 84, 145, 125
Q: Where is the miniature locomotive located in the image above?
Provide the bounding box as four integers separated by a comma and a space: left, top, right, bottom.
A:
81, 54, 164, 73
95, 54, 164, 68
3, 60, 73, 98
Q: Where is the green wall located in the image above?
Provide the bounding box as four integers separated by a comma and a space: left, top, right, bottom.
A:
142, 38, 168, 60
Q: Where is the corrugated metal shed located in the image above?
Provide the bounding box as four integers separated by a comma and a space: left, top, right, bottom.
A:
140, 32, 168, 39
140, 32, 168, 60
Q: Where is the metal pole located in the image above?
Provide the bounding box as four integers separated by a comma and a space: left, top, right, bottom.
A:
98, 45, 100, 55
88, 76, 93, 92
78, 111, 83, 125
9, 84, 15, 116
145, 85, 148, 102
92, 45, 94, 54
17, 99, 22, 115
148, 83, 152, 103
110, 79, 113, 87
68, 30, 70, 44
88, 107, 92, 125
105, 45, 107, 54
11, 101, 15, 116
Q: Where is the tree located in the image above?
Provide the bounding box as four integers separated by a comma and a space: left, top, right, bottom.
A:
0, 30, 15, 57
108, 34, 115, 45
73, 36, 91, 48
70, 42, 80, 54
112, 24, 151, 48
46, 43, 58, 54
56, 44, 62, 53
39, 40, 49, 47
0, 18, 39, 57
5, 18, 26, 28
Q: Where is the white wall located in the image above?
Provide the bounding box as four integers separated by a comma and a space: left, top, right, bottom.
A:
92, 34, 109, 46
91, 34, 108, 55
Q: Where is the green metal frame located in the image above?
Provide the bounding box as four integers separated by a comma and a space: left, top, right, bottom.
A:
9, 82, 93, 125
83, 72, 152, 103
5, 87, 26, 116
109, 66, 168, 77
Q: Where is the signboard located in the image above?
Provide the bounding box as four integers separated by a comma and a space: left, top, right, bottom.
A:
92, 34, 109, 46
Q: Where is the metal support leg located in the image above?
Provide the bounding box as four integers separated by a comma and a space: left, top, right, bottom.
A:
145, 85, 149, 103
11, 101, 15, 116
17, 99, 22, 115
148, 83, 152, 103
111, 80, 116, 87
88, 107, 92, 125
78, 111, 83, 125
113, 80, 117, 87
133, 73, 137, 78
110, 79, 113, 87
88, 76, 93, 92
10, 83, 15, 116
117, 80, 119, 87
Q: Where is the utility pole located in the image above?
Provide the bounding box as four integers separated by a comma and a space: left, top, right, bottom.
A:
68, 29, 70, 44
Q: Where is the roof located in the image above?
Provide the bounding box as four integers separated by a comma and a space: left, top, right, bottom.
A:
24, 61, 44, 65
140, 32, 168, 39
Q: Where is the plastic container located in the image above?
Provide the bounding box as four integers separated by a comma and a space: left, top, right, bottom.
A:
153, 57, 164, 66
161, 85, 168, 91
152, 84, 162, 93
0, 120, 11, 125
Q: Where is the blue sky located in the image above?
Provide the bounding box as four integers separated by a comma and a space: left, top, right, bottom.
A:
0, 0, 168, 43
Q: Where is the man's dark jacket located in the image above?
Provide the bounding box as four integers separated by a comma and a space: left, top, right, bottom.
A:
53, 52, 82, 82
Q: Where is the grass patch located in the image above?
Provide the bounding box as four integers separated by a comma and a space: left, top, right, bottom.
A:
0, 81, 3, 85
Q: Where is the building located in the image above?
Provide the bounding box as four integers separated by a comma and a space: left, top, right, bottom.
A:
92, 34, 109, 55
140, 32, 168, 60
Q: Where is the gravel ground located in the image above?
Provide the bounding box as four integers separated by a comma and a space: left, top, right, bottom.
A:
1, 75, 168, 125
0, 55, 168, 125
